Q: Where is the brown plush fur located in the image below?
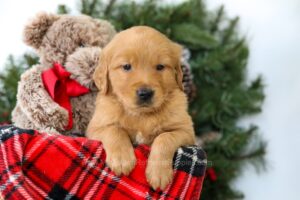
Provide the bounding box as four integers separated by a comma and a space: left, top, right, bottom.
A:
12, 12, 116, 134
87, 26, 195, 190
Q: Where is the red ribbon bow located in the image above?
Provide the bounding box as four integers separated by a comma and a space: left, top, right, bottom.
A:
41, 63, 90, 130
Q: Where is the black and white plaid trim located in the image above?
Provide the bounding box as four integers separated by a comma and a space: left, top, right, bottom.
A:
0, 125, 34, 143
173, 146, 207, 177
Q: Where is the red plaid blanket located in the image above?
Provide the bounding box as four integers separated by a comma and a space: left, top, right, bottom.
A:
0, 125, 206, 200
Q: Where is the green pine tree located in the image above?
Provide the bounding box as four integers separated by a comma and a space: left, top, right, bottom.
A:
0, 54, 38, 123
0, 0, 266, 199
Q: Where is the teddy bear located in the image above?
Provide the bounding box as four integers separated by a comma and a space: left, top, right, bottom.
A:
11, 12, 116, 135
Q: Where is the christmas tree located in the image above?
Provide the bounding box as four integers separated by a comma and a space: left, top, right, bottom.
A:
0, 0, 266, 199
0, 54, 38, 124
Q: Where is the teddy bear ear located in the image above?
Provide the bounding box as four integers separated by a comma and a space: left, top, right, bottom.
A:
23, 12, 60, 49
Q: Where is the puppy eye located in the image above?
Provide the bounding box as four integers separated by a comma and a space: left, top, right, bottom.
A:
156, 64, 165, 71
122, 64, 132, 71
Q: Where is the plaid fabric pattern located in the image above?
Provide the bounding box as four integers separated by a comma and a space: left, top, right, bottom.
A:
0, 125, 206, 200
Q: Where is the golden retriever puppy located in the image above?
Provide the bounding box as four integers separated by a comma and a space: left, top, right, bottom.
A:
87, 26, 195, 190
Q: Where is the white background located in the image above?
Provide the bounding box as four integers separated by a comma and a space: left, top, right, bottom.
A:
0, 0, 299, 199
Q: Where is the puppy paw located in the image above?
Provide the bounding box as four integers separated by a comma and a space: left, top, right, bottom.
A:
105, 146, 136, 176
146, 157, 173, 190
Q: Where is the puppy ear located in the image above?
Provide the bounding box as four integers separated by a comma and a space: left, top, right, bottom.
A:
93, 52, 110, 95
173, 43, 184, 91
23, 12, 59, 49
175, 64, 184, 91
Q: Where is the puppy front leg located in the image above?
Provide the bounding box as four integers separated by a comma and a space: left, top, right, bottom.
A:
146, 131, 195, 190
87, 126, 136, 176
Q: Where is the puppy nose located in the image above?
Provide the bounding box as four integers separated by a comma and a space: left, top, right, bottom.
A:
136, 88, 154, 102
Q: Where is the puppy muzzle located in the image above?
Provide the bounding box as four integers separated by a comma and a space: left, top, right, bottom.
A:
136, 87, 154, 105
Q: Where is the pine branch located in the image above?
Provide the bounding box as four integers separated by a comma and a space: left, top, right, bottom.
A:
222, 17, 239, 45
89, 0, 98, 16
104, 0, 117, 16
210, 5, 224, 33
80, 0, 88, 14
231, 146, 266, 161
57, 5, 69, 14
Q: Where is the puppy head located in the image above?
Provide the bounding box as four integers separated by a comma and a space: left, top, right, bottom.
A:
94, 26, 183, 113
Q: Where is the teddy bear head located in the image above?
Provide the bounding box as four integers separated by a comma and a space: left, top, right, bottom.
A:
23, 12, 116, 89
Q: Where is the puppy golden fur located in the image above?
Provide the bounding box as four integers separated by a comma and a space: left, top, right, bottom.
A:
87, 26, 195, 190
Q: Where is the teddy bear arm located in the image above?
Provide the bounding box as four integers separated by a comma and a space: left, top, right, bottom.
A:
16, 65, 69, 132
11, 104, 36, 129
